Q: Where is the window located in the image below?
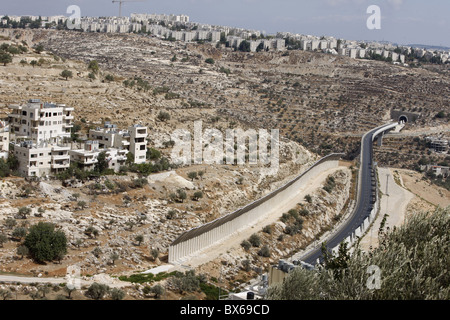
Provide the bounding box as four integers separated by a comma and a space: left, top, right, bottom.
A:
53, 113, 57, 117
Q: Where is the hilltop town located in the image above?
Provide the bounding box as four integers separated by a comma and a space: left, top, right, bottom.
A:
0, 12, 448, 301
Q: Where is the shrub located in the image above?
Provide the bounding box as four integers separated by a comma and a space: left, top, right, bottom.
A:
24, 222, 67, 263
86, 283, 110, 300
241, 240, 251, 251
258, 245, 271, 257
249, 234, 261, 247
157, 111, 171, 122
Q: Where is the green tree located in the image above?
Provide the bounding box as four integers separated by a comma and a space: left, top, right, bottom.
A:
249, 234, 261, 247
30, 60, 38, 68
0, 234, 8, 248
150, 284, 165, 299
88, 60, 99, 74
135, 234, 144, 246
0, 52, 12, 66
24, 222, 67, 263
110, 252, 119, 265
61, 69, 73, 80
12, 227, 27, 240
4, 217, 16, 229
16, 245, 29, 259
17, 207, 31, 219
34, 44, 44, 54
95, 151, 109, 173
177, 189, 187, 203
238, 40, 251, 52
193, 191, 203, 201
146, 147, 161, 160
157, 110, 171, 122
86, 283, 110, 300
188, 171, 197, 181
105, 74, 114, 82
150, 248, 159, 261
110, 288, 125, 300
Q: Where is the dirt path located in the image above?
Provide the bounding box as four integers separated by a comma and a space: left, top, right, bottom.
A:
175, 166, 350, 269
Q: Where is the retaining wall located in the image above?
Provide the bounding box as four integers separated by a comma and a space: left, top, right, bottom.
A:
169, 153, 344, 264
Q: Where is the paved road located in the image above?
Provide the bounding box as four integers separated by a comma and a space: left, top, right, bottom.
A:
300, 123, 398, 265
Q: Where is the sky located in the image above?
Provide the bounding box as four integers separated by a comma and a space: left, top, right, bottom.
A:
1, 0, 449, 47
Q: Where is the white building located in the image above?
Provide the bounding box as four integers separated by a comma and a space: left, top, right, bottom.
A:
0, 121, 9, 159
69, 140, 100, 172
210, 31, 221, 42
13, 141, 71, 177
88, 123, 147, 165
8, 99, 74, 146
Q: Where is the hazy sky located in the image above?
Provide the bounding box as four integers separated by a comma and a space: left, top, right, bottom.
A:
1, 0, 449, 47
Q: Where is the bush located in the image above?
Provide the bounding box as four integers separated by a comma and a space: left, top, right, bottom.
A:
205, 58, 215, 64
157, 111, 171, 122
24, 222, 67, 263
86, 283, 110, 300
249, 234, 261, 247
60, 69, 73, 80
263, 225, 272, 234
241, 240, 251, 251
258, 245, 271, 257
193, 191, 203, 201
132, 178, 148, 189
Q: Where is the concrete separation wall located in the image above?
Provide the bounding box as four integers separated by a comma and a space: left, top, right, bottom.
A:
169, 153, 344, 264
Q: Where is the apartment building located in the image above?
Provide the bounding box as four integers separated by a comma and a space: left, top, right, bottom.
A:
13, 141, 71, 177
7, 99, 74, 177
8, 99, 74, 145
88, 123, 147, 165
7, 100, 147, 177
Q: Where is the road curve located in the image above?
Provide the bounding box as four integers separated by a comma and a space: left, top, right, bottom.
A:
300, 122, 399, 265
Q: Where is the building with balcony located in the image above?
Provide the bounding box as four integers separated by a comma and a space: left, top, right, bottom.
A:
13, 141, 71, 177
8, 99, 74, 145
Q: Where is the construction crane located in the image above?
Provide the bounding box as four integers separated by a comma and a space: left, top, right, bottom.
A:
112, 0, 144, 18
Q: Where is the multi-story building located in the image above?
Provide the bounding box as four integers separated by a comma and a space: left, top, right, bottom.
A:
88, 123, 147, 165
69, 140, 100, 172
13, 141, 71, 177
8, 99, 74, 145
7, 100, 147, 177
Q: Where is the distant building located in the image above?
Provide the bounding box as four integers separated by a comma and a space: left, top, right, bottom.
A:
428, 138, 449, 154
